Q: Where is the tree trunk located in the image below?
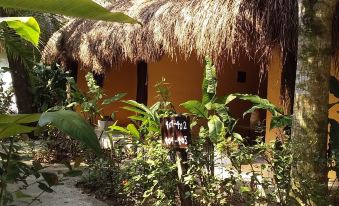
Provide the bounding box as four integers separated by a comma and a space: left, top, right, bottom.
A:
1, 8, 36, 114
6, 54, 36, 114
291, 1, 338, 205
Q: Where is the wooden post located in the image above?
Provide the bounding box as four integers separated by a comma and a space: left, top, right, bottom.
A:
175, 149, 192, 206
160, 116, 193, 206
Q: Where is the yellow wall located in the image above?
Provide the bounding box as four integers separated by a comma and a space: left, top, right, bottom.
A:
266, 49, 339, 142
148, 54, 204, 113
148, 53, 266, 137
265, 48, 283, 142
76, 62, 137, 126
217, 57, 267, 130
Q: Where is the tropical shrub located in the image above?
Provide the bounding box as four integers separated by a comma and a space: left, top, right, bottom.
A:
0, 71, 14, 114
32, 63, 69, 112
67, 72, 126, 125
97, 58, 294, 206
0, 111, 102, 206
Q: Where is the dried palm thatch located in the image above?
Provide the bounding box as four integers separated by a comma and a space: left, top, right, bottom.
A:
42, 0, 298, 74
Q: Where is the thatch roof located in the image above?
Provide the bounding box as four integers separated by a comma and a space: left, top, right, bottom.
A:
42, 0, 298, 74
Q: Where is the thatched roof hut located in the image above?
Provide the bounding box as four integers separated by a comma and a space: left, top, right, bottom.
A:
42, 0, 297, 71
42, 0, 339, 105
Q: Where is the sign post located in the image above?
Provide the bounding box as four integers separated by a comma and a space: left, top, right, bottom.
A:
160, 115, 192, 206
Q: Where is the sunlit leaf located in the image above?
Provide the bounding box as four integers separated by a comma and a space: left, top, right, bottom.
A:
181, 100, 208, 118
0, 0, 139, 24
270, 115, 292, 129
208, 115, 224, 143
102, 93, 127, 105
202, 57, 217, 104
0, 17, 40, 46
0, 113, 41, 124
0, 123, 36, 139
127, 124, 140, 138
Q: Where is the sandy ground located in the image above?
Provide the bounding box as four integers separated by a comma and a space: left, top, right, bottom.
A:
7, 164, 108, 206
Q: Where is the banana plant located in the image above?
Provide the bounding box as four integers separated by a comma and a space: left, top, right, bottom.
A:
0, 17, 40, 46
181, 57, 292, 146
181, 57, 239, 145
109, 100, 161, 141
0, 110, 102, 155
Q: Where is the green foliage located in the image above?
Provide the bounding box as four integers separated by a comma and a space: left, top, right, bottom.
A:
0, 17, 40, 46
0, 140, 58, 206
181, 100, 208, 118
119, 100, 161, 138
0, 114, 41, 139
67, 72, 126, 125
0, 0, 138, 24
233, 93, 283, 117
123, 143, 177, 205
38, 110, 102, 155
32, 63, 69, 112
0, 110, 101, 155
208, 115, 225, 144
0, 75, 14, 114
179, 57, 293, 205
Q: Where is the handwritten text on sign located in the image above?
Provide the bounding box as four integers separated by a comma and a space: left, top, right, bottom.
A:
160, 115, 191, 148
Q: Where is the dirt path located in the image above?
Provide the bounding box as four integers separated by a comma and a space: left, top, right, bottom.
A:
8, 164, 108, 206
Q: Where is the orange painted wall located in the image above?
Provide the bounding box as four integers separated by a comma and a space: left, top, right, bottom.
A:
217, 57, 267, 130
147, 55, 204, 113
265, 48, 283, 142
76, 62, 137, 126
265, 49, 339, 142
148, 53, 266, 135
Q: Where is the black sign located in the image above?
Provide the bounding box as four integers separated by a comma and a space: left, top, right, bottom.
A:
160, 115, 191, 148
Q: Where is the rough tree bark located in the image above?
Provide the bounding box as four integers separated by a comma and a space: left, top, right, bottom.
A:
6, 53, 36, 114
1, 7, 36, 114
291, 0, 338, 205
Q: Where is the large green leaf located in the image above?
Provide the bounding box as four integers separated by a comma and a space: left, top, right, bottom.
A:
0, 0, 138, 24
270, 115, 292, 129
234, 93, 282, 116
0, 114, 41, 124
208, 115, 224, 144
122, 100, 155, 120
0, 123, 36, 139
127, 124, 140, 139
181, 100, 208, 118
102, 93, 127, 105
0, 17, 40, 46
216, 94, 237, 105
0, 114, 41, 139
38, 110, 102, 155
